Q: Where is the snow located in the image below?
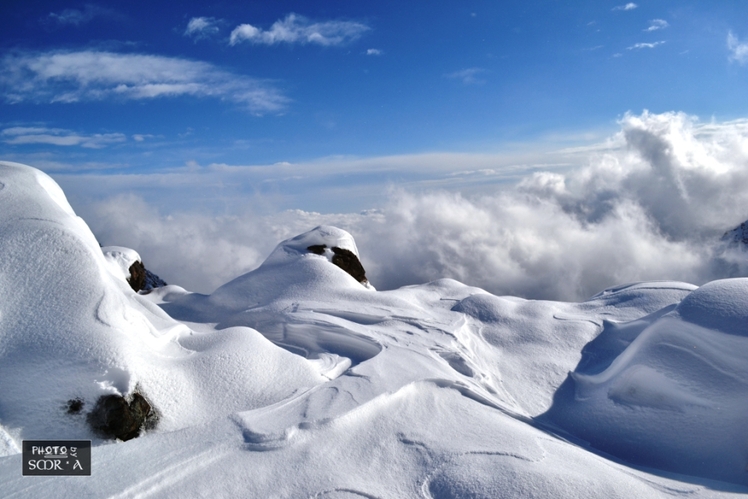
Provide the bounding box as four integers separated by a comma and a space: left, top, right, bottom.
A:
1, 161, 748, 497
101, 246, 141, 283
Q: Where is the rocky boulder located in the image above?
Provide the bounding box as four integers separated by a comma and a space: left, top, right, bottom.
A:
307, 244, 368, 284
87, 392, 156, 441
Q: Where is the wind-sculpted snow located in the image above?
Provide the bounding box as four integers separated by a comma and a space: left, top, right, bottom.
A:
0, 161, 325, 444
542, 278, 748, 486
2, 161, 748, 496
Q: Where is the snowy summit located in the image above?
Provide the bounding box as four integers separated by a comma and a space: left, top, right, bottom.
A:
1, 161, 748, 497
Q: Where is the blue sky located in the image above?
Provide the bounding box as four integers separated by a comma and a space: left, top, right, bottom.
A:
2, 1, 748, 214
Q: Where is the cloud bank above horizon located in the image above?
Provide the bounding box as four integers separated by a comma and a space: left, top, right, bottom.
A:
75, 111, 748, 300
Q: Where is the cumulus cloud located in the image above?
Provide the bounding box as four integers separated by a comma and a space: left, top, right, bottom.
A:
445, 68, 486, 85
727, 31, 748, 64
73, 112, 748, 300
2, 126, 125, 148
366, 49, 383, 56
229, 13, 369, 46
645, 19, 669, 32
613, 3, 638, 11
627, 41, 666, 50
0, 50, 288, 114
184, 17, 221, 40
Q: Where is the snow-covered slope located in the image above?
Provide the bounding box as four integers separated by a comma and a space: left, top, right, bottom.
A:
1, 161, 747, 497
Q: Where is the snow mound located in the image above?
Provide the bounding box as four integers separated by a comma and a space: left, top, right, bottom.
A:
542, 279, 748, 486
0, 161, 325, 445
674, 278, 748, 336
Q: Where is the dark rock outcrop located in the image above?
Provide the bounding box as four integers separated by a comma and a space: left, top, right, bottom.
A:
127, 261, 167, 293
128, 261, 147, 292
87, 392, 155, 441
722, 220, 748, 246
331, 247, 367, 284
306, 244, 368, 284
307, 244, 326, 255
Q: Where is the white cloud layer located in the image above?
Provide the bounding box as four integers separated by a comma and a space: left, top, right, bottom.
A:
2, 126, 126, 148
44, 4, 116, 27
74, 112, 748, 300
445, 68, 486, 85
229, 13, 369, 46
0, 50, 288, 114
645, 19, 669, 32
184, 17, 221, 40
613, 3, 638, 11
627, 41, 666, 50
727, 31, 748, 64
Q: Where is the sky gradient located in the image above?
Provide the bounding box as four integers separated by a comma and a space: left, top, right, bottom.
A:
4, 2, 748, 298
3, 2, 748, 179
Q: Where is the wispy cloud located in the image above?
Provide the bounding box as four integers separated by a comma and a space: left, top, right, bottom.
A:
366, 48, 383, 56
445, 68, 486, 85
0, 50, 289, 114
184, 17, 222, 40
229, 13, 369, 46
645, 19, 669, 32
43, 4, 118, 27
132, 134, 155, 142
1, 126, 126, 148
627, 41, 666, 50
727, 31, 748, 64
613, 3, 638, 11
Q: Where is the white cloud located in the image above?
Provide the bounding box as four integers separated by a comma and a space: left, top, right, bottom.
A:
613, 3, 638, 11
65, 112, 748, 300
184, 17, 221, 40
229, 13, 369, 46
0, 50, 288, 114
727, 31, 748, 64
627, 41, 666, 50
132, 134, 156, 142
366, 49, 383, 56
2, 126, 125, 148
44, 4, 117, 27
445, 68, 486, 85
645, 19, 669, 32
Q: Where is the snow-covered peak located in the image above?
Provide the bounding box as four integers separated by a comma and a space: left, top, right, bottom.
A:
263, 225, 361, 264
721, 219, 748, 246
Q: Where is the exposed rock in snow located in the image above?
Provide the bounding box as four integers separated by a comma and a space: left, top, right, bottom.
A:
307, 243, 369, 285
102, 246, 167, 292
87, 392, 155, 441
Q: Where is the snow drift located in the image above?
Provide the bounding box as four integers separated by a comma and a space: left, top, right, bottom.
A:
1, 160, 748, 497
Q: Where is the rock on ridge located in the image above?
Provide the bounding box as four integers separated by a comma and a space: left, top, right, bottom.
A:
101, 246, 167, 292
721, 219, 748, 247
307, 244, 368, 285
